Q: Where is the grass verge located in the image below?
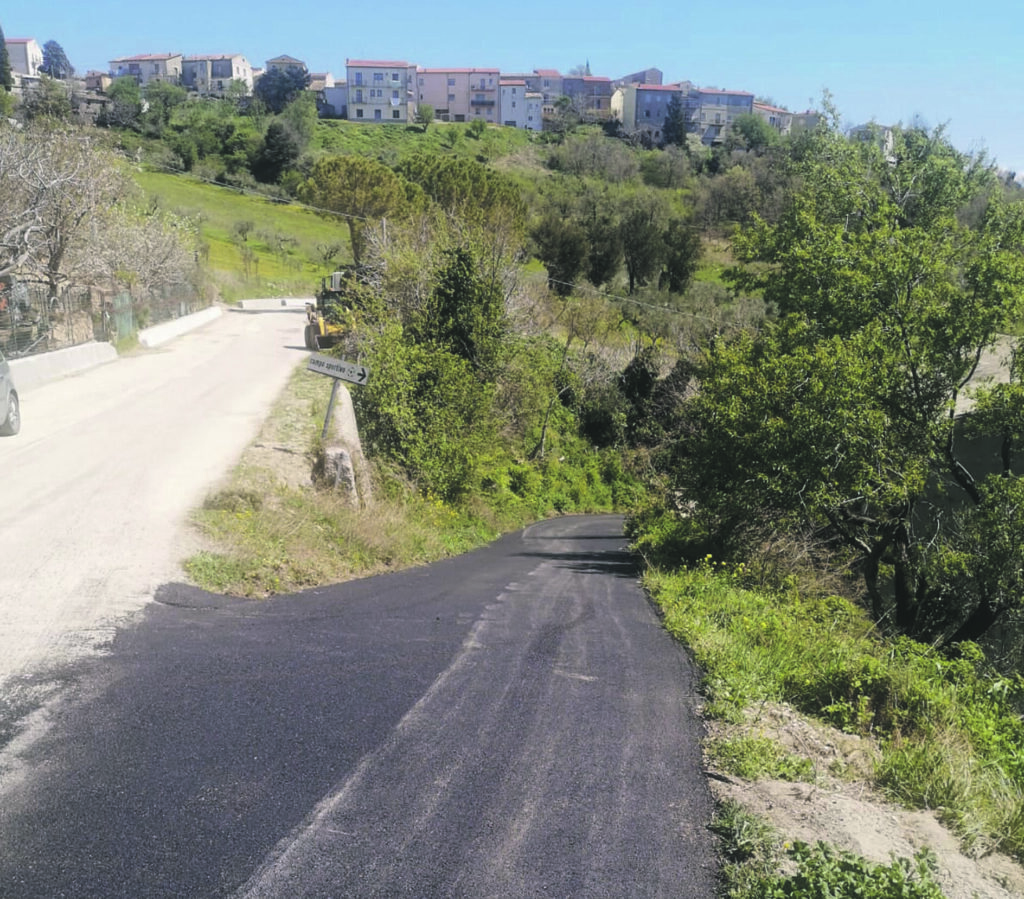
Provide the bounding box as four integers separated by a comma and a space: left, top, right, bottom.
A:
645, 558, 1024, 889
133, 169, 349, 302
184, 362, 549, 598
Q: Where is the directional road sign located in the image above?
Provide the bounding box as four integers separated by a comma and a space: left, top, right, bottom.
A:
307, 353, 369, 385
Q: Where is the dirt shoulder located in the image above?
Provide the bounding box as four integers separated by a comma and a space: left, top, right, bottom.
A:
707, 702, 1024, 899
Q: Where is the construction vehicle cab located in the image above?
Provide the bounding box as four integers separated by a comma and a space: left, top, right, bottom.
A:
305, 270, 358, 351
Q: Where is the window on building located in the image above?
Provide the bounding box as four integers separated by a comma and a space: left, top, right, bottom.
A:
355, 73, 363, 85
373, 72, 383, 82
391, 72, 399, 81
392, 110, 400, 119
356, 108, 363, 118
392, 89, 399, 99
374, 108, 382, 119
448, 93, 455, 102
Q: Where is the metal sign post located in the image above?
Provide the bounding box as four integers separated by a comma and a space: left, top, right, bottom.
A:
306, 353, 370, 440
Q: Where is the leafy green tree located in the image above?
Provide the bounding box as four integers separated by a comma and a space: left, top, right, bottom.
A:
354, 320, 497, 501
414, 103, 434, 132
640, 144, 691, 189
660, 218, 701, 293
101, 76, 143, 129
413, 246, 506, 378
584, 212, 622, 288
670, 123, 1024, 646
142, 80, 187, 133
394, 155, 526, 234
695, 165, 760, 229
277, 91, 318, 151
728, 112, 778, 152
40, 40, 73, 79
251, 121, 299, 183
532, 212, 588, 296
22, 75, 72, 121
619, 196, 666, 294
662, 93, 688, 147
0, 24, 12, 92
299, 155, 409, 265
550, 96, 578, 139
253, 67, 309, 114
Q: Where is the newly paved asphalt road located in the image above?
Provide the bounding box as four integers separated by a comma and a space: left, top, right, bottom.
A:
0, 515, 717, 898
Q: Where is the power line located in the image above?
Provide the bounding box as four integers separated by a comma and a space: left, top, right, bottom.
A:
138, 161, 738, 327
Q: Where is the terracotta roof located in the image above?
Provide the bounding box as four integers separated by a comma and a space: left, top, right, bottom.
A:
501, 79, 527, 86
534, 68, 561, 77
419, 67, 499, 74
347, 59, 412, 68
110, 53, 183, 62
582, 76, 611, 83
754, 102, 790, 114
700, 87, 754, 97
638, 84, 684, 92
6, 38, 35, 44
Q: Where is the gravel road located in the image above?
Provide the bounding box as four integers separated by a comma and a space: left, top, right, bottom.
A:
0, 307, 306, 751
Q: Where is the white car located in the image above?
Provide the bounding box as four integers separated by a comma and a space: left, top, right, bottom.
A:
0, 348, 20, 436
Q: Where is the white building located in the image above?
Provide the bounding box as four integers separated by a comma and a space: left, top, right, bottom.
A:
346, 59, 417, 124
5, 38, 42, 77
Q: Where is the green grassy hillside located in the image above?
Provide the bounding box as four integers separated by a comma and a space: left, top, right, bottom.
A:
133, 169, 349, 302
312, 119, 542, 164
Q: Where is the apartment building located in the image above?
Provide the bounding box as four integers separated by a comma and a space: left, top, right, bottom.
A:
612, 82, 699, 142
265, 54, 307, 76
417, 67, 499, 123
181, 54, 254, 96
498, 78, 542, 130
109, 54, 184, 86
614, 67, 663, 88
697, 88, 754, 144
753, 101, 792, 135
346, 59, 417, 123
561, 74, 613, 119
5, 38, 42, 76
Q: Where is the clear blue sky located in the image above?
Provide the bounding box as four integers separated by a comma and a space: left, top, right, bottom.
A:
5, 1, 1021, 176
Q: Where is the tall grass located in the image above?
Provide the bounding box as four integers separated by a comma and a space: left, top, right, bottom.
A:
133, 169, 349, 301
647, 560, 1024, 860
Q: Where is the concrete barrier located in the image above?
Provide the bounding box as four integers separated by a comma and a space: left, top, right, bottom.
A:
9, 302, 292, 391
137, 305, 223, 348
237, 297, 312, 312
10, 341, 119, 391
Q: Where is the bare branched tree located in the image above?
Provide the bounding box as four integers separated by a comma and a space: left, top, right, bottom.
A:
85, 207, 199, 293
0, 122, 129, 293
0, 121, 198, 298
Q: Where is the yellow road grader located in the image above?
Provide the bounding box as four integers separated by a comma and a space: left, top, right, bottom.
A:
304, 270, 362, 352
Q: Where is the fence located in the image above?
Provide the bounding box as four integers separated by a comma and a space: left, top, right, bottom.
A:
0, 279, 207, 358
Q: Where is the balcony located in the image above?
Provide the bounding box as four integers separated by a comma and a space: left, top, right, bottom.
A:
470, 98, 495, 107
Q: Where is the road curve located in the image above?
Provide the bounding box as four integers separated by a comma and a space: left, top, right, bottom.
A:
0, 516, 717, 897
